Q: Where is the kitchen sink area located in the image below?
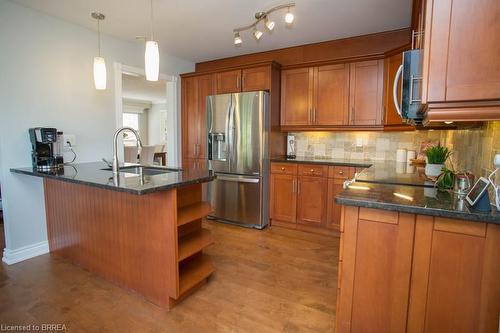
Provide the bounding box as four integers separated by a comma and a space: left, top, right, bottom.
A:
101, 165, 182, 176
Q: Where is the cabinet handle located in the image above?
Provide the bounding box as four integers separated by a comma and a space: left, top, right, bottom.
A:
297, 180, 300, 194
292, 179, 296, 193
237, 76, 240, 89
313, 108, 316, 124
242, 75, 245, 89
281, 167, 285, 171
310, 169, 314, 173
339, 170, 344, 175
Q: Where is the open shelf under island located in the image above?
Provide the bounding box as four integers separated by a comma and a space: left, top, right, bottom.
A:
11, 162, 216, 310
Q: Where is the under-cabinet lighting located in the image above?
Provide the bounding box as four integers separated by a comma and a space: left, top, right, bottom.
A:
393, 192, 414, 201
348, 185, 370, 191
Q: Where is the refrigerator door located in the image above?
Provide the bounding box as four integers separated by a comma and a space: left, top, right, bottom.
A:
207, 93, 232, 173
207, 173, 267, 228
229, 92, 267, 176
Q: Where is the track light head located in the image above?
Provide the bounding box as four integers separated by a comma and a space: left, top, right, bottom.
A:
253, 29, 263, 40
265, 17, 275, 31
234, 32, 242, 45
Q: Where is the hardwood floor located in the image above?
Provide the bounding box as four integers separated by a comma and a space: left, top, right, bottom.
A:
0, 221, 339, 332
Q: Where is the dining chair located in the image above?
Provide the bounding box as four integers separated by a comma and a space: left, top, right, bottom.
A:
139, 146, 156, 165
124, 146, 139, 163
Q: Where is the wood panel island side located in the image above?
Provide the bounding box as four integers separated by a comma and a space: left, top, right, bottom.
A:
11, 162, 216, 310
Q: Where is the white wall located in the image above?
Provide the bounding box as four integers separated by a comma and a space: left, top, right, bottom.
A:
148, 103, 167, 147
0, 0, 194, 264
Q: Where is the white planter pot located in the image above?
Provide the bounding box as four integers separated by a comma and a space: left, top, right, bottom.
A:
425, 163, 444, 177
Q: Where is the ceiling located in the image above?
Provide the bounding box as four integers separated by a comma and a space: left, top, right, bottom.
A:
13, 0, 412, 63
122, 73, 166, 103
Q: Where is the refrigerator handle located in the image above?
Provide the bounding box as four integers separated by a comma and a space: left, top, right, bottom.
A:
227, 95, 236, 170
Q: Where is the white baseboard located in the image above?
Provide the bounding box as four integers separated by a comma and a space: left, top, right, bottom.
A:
2, 241, 49, 265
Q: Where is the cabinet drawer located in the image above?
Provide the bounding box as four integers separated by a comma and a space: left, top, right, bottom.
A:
328, 166, 354, 179
298, 164, 327, 177
271, 163, 297, 175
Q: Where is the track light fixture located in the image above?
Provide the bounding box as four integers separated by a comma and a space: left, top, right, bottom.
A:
232, 2, 295, 45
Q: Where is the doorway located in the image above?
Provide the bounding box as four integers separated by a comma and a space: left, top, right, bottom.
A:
114, 63, 179, 167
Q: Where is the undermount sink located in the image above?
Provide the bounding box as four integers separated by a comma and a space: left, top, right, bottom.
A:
102, 165, 181, 176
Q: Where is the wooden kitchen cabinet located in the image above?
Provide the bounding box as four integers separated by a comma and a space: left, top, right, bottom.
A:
296, 175, 328, 227
215, 69, 241, 94
241, 66, 270, 92
314, 64, 350, 126
281, 60, 384, 129
181, 74, 214, 161
216, 66, 272, 94
336, 207, 500, 332
270, 173, 297, 224
349, 60, 384, 126
280, 68, 313, 126
422, 0, 500, 121
271, 162, 357, 235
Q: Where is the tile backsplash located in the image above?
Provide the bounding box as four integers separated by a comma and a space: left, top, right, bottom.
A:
290, 121, 500, 178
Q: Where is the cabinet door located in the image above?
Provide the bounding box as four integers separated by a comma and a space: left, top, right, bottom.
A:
408, 217, 500, 333
196, 74, 214, 159
270, 174, 297, 223
314, 64, 349, 126
326, 178, 344, 230
296, 176, 327, 226
281, 68, 314, 126
423, 0, 500, 103
336, 207, 415, 333
349, 60, 384, 126
215, 69, 241, 94
242, 66, 270, 92
182, 76, 199, 159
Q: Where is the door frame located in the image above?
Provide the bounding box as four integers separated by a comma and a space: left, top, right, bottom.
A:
113, 62, 180, 167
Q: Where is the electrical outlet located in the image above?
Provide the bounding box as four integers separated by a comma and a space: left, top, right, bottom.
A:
494, 154, 500, 168
63, 134, 76, 148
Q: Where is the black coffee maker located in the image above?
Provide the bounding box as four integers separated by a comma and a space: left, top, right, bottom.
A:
29, 128, 64, 170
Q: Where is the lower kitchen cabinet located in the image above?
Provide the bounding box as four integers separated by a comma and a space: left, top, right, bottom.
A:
336, 206, 500, 333
270, 162, 356, 235
270, 173, 297, 224
296, 176, 327, 227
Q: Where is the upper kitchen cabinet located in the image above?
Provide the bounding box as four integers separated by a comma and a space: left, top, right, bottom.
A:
215, 66, 273, 94
241, 66, 271, 92
215, 69, 241, 94
348, 60, 384, 126
421, 0, 500, 121
281, 67, 313, 126
314, 64, 350, 126
281, 60, 384, 129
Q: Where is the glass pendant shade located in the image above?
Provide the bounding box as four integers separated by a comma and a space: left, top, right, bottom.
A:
93, 56, 107, 90
145, 40, 159, 81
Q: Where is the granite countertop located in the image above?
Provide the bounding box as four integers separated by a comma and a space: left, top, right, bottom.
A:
270, 156, 373, 168
271, 156, 499, 223
10, 161, 215, 195
336, 181, 500, 224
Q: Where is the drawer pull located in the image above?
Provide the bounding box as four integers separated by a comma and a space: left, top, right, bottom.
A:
281, 167, 285, 171
339, 171, 344, 175
310, 169, 314, 172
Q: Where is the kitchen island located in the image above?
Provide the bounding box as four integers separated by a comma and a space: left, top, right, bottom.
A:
11, 162, 216, 310
335, 171, 500, 332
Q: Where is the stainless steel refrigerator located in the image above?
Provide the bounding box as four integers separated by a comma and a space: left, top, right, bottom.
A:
206, 91, 269, 229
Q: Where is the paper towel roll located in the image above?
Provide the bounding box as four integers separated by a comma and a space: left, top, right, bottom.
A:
396, 149, 407, 163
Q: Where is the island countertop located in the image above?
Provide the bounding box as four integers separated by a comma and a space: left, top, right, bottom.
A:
10, 161, 215, 195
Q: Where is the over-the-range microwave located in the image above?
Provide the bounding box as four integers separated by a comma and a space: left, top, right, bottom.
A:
393, 49, 424, 125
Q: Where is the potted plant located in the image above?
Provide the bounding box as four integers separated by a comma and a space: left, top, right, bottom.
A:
425, 144, 451, 177
436, 167, 455, 190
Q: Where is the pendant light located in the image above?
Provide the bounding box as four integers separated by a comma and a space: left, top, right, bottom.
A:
145, 0, 159, 81
91, 12, 106, 90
